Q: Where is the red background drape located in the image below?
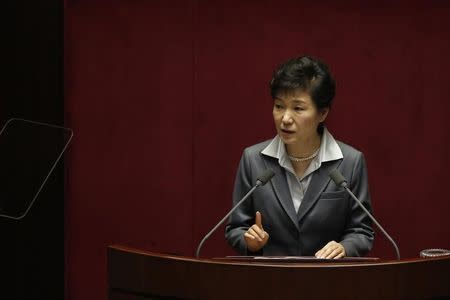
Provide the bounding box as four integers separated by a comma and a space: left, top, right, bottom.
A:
65, 1, 450, 299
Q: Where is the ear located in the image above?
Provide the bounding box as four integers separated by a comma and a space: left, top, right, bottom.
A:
318, 108, 329, 123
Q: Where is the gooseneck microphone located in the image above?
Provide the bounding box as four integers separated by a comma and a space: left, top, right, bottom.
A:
329, 169, 401, 260
195, 169, 275, 258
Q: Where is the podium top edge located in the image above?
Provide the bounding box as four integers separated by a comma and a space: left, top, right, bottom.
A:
107, 244, 450, 267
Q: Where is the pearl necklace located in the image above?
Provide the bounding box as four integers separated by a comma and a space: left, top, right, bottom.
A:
288, 147, 320, 163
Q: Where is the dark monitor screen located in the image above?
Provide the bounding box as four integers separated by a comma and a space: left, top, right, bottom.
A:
0, 118, 72, 219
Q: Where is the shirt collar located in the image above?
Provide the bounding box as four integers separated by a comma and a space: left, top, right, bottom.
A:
261, 127, 343, 164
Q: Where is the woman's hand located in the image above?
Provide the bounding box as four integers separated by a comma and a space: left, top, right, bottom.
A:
315, 241, 346, 259
244, 211, 269, 252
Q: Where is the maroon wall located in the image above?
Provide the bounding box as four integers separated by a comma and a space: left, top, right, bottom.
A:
65, 1, 450, 299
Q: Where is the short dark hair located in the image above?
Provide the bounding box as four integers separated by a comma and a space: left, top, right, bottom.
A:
269, 55, 336, 110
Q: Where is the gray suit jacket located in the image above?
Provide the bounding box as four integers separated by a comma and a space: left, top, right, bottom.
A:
225, 139, 374, 257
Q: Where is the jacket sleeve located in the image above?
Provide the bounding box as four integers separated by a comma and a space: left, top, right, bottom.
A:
339, 152, 375, 257
224, 149, 261, 255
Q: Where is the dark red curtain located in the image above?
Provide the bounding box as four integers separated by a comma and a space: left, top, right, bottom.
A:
65, 1, 450, 299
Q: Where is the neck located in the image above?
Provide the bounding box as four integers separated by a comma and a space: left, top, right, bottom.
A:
286, 133, 322, 158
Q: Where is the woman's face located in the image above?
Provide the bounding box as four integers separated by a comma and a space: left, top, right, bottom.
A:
272, 89, 328, 146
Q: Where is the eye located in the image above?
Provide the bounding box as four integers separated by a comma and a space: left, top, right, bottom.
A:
274, 104, 283, 110
294, 106, 305, 111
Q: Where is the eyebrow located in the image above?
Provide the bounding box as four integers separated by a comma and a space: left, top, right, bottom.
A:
274, 97, 306, 104
292, 99, 306, 104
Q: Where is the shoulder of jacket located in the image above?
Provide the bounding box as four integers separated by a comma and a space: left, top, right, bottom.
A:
336, 140, 363, 160
243, 139, 272, 157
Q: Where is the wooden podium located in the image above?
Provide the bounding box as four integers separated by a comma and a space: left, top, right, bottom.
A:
108, 245, 450, 300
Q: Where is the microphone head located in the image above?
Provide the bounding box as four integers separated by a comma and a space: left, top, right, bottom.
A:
329, 169, 348, 187
256, 169, 275, 186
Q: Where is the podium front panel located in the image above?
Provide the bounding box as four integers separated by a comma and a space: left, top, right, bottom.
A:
108, 245, 450, 300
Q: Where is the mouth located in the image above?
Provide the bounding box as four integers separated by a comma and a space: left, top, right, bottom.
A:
281, 129, 295, 134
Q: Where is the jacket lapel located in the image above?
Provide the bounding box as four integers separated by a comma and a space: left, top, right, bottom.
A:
262, 156, 300, 232
297, 159, 342, 224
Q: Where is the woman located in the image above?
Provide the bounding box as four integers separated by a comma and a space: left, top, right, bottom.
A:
225, 56, 374, 258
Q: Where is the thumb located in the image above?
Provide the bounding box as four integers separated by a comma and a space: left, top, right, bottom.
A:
255, 211, 263, 229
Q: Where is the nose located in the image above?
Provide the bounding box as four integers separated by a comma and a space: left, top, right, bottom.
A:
281, 111, 293, 124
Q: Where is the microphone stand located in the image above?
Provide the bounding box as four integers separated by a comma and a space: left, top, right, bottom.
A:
343, 185, 401, 260
195, 183, 260, 258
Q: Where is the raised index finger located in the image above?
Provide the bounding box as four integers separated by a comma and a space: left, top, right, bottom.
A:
255, 211, 263, 229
